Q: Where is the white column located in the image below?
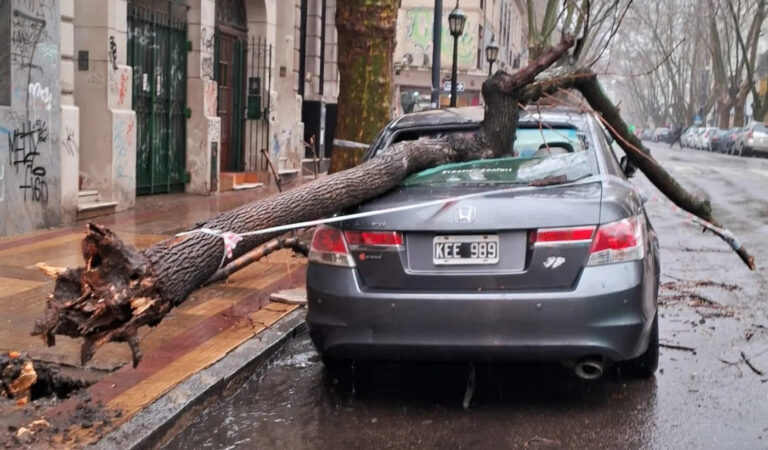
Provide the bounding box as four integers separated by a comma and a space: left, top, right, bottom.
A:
74, 0, 136, 210
185, 0, 219, 194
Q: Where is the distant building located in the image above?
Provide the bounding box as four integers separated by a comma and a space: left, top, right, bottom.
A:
393, 0, 528, 114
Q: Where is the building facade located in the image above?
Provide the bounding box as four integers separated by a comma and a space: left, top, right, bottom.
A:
0, 0, 339, 237
0, 0, 63, 236
393, 0, 528, 114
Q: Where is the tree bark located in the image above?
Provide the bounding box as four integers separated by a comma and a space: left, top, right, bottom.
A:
329, 0, 399, 173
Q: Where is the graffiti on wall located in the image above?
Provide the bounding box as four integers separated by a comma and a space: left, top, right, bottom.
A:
397, 8, 477, 69
113, 114, 135, 180
109, 35, 118, 70
10, 9, 47, 71
204, 79, 217, 117
7, 120, 49, 203
201, 27, 215, 54
15, 0, 54, 19
201, 56, 214, 80
109, 66, 131, 108
1, 0, 60, 234
207, 117, 220, 143
27, 82, 51, 111
63, 126, 77, 156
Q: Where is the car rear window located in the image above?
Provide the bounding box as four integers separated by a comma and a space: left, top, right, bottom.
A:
755, 123, 768, 132
401, 127, 596, 187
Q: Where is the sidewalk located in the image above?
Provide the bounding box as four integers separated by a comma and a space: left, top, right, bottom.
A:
0, 187, 307, 447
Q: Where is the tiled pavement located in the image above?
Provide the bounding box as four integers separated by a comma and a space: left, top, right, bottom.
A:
0, 187, 307, 446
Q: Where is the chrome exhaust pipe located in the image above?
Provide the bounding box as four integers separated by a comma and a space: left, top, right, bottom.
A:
574, 358, 604, 380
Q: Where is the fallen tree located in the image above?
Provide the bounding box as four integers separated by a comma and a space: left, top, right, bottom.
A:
31, 35, 754, 367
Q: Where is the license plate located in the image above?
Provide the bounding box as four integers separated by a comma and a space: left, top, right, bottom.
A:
433, 235, 499, 265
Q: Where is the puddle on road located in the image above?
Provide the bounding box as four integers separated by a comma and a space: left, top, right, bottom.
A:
162, 326, 768, 450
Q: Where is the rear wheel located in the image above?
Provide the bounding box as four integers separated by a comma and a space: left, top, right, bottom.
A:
621, 312, 659, 378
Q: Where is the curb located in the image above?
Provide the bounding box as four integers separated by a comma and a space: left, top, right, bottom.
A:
93, 309, 307, 450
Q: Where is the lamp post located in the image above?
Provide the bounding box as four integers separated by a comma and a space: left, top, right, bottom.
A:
485, 40, 499, 77
448, 1, 466, 107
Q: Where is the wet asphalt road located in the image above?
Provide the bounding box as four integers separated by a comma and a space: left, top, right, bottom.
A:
165, 143, 768, 450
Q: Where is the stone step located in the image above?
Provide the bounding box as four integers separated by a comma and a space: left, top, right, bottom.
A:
220, 172, 259, 191
77, 201, 118, 220
301, 158, 330, 174
77, 190, 99, 204
232, 182, 263, 190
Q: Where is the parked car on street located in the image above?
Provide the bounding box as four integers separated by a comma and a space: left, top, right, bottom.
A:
640, 129, 653, 141
735, 122, 768, 156
681, 127, 699, 148
306, 106, 661, 381
709, 128, 730, 153
712, 128, 741, 154
695, 127, 716, 150
652, 127, 671, 143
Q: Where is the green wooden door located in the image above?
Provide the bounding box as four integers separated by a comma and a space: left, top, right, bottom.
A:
128, 1, 188, 195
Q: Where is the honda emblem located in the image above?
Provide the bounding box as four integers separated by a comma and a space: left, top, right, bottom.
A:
455, 206, 476, 224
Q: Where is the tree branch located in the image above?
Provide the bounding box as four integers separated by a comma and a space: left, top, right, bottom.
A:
522, 67, 755, 270
204, 237, 309, 286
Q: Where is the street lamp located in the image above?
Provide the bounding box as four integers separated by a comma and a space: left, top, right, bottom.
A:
448, 1, 466, 107
485, 40, 499, 77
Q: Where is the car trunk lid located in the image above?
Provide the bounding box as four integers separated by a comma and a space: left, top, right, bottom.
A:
341, 181, 602, 291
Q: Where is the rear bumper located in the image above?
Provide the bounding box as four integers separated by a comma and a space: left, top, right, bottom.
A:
306, 262, 657, 363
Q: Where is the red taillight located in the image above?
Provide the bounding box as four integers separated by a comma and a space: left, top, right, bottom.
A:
309, 225, 354, 267
587, 216, 645, 266
535, 226, 595, 244
312, 226, 348, 253
748, 131, 754, 139
344, 230, 403, 246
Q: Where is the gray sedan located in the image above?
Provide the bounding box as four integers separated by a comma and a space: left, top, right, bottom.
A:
306, 106, 660, 380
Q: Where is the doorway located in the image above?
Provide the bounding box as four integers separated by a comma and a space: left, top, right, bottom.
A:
128, 0, 188, 195
215, 0, 248, 172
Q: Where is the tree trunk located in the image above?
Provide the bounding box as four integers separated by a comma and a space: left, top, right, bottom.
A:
329, 0, 398, 173
754, 92, 768, 123
716, 94, 732, 129
31, 37, 754, 369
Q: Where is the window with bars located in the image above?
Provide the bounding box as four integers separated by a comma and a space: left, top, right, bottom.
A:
217, 0, 247, 31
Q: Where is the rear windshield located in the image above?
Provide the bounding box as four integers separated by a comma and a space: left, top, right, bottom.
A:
399, 127, 597, 187
755, 123, 768, 132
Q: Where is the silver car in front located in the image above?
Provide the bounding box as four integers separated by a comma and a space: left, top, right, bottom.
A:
306, 106, 660, 380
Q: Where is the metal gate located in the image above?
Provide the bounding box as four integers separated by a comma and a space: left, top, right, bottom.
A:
128, 0, 188, 195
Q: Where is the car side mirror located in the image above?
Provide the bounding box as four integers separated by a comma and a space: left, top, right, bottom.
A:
619, 155, 637, 178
